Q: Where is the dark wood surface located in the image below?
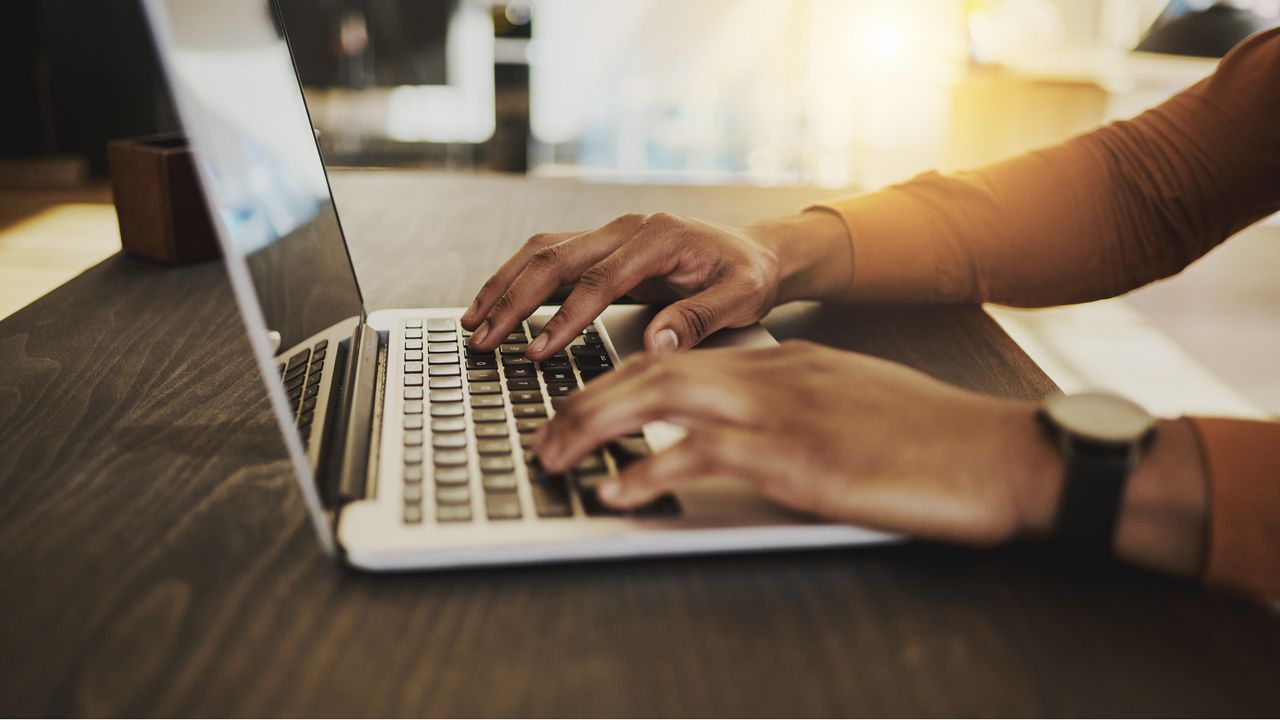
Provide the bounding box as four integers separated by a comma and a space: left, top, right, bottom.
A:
1, 171, 1277, 717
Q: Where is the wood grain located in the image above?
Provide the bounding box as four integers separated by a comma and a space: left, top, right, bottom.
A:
1, 171, 1277, 717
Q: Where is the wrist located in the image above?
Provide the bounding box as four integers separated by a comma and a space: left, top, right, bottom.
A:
996, 400, 1066, 539
746, 210, 853, 304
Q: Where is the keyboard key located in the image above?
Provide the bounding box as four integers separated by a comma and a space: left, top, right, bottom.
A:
404, 431, 425, 446
404, 505, 423, 524
482, 473, 518, 492
504, 356, 533, 369
477, 438, 512, 455
403, 400, 424, 415
512, 404, 548, 419
405, 387, 424, 400
404, 416, 425, 431
546, 382, 577, 396
306, 371, 323, 387
469, 382, 501, 395
539, 359, 571, 371
434, 450, 469, 467
428, 365, 461, 376
428, 353, 461, 365
429, 388, 464, 403
404, 447, 424, 464
427, 332, 457, 343
405, 350, 424, 362
468, 369, 499, 382
405, 329, 423, 339
573, 452, 606, 474
404, 465, 424, 484
499, 343, 529, 355
515, 418, 547, 433
434, 466, 470, 485
518, 433, 536, 449
300, 397, 317, 414
287, 349, 310, 371
304, 384, 320, 400
510, 391, 543, 404
430, 403, 465, 417
404, 320, 422, 328
432, 417, 466, 432
404, 375, 424, 386
436, 486, 471, 505
436, 504, 473, 522
473, 409, 507, 423
427, 318, 455, 332
429, 376, 463, 389
470, 395, 505, 409
466, 357, 497, 370
427, 342, 456, 354
404, 484, 423, 503
504, 332, 529, 343
298, 410, 314, 428
504, 366, 535, 379
405, 340, 423, 350
473, 423, 509, 438
285, 373, 305, 392
608, 437, 651, 469
570, 345, 607, 357
314, 339, 329, 352
480, 456, 515, 474
432, 433, 467, 449
507, 377, 540, 391
486, 494, 522, 520
542, 370, 575, 384
531, 475, 573, 518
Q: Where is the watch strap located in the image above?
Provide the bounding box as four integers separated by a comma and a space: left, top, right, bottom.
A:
1052, 437, 1134, 556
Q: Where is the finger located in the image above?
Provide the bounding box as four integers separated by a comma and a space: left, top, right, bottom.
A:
527, 236, 678, 360
644, 280, 759, 353
599, 425, 762, 508
462, 231, 577, 329
535, 360, 757, 472
471, 214, 645, 349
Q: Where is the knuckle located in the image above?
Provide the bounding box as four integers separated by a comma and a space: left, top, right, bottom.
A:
577, 263, 617, 295
526, 245, 563, 273
489, 292, 514, 315
642, 211, 678, 227
525, 232, 555, 249
677, 300, 717, 341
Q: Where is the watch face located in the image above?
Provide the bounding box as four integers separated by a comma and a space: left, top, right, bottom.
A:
1043, 392, 1156, 444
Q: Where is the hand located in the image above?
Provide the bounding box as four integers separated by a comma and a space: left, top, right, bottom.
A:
532, 340, 1060, 546
459, 211, 853, 360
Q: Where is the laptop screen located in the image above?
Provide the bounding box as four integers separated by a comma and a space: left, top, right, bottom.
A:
147, 0, 364, 353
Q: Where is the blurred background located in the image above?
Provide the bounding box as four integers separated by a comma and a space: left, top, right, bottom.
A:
2, 0, 1278, 415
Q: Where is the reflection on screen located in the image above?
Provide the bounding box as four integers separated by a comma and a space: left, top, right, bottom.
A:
158, 0, 364, 351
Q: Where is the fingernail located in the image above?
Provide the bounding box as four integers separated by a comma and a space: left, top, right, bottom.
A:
527, 333, 549, 356
654, 328, 679, 354
599, 480, 622, 502
470, 321, 489, 347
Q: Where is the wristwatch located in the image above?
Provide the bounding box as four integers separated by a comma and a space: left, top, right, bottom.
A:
1036, 392, 1157, 556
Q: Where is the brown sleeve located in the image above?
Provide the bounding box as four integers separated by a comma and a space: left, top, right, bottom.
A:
1188, 418, 1280, 600
814, 27, 1280, 306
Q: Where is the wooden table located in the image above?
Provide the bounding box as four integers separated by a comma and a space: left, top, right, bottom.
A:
2, 171, 1277, 717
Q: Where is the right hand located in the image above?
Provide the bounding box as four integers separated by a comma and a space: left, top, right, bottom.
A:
460, 210, 852, 359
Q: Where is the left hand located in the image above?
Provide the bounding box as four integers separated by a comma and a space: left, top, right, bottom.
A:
532, 340, 1060, 546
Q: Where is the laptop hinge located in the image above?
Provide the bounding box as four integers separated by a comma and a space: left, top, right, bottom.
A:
334, 322, 379, 504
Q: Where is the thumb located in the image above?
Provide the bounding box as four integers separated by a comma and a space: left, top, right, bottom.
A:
644, 284, 744, 353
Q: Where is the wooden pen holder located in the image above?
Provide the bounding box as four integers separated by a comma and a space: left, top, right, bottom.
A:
108, 134, 220, 265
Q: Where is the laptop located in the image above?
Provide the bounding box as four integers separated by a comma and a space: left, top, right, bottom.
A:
141, 0, 893, 570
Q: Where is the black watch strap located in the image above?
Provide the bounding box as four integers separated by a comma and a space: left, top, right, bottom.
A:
1051, 439, 1134, 556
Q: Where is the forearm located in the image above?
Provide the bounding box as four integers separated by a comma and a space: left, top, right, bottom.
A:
745, 210, 855, 304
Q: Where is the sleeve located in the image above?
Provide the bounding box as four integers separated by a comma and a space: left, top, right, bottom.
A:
812, 27, 1280, 306
1189, 418, 1280, 601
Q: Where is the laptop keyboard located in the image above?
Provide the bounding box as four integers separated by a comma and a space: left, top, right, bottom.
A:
399, 318, 681, 525
277, 339, 328, 448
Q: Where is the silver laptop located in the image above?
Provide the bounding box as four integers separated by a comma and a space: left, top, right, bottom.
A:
141, 0, 893, 570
